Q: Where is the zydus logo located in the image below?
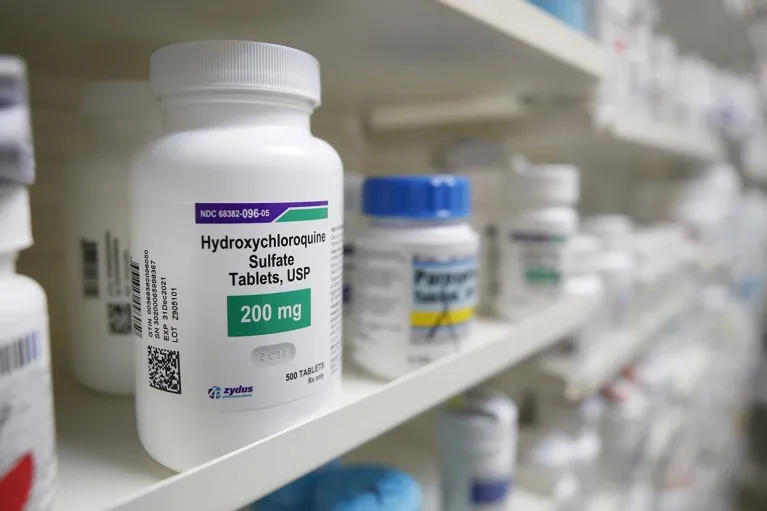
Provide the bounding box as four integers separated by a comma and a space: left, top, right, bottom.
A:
208, 385, 253, 400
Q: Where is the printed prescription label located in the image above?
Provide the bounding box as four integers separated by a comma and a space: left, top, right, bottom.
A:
132, 199, 342, 411
354, 246, 477, 370
68, 199, 133, 339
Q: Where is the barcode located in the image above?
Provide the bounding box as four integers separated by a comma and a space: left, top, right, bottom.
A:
148, 346, 181, 394
0, 332, 39, 376
81, 240, 99, 297
131, 259, 142, 338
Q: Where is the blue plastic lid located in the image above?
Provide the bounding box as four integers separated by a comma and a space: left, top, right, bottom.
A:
253, 460, 342, 511
313, 465, 422, 511
363, 175, 471, 220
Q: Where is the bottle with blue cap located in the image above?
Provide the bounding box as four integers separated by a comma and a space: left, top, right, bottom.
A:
351, 175, 479, 380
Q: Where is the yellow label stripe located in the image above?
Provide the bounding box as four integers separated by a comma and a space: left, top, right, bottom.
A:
410, 307, 475, 328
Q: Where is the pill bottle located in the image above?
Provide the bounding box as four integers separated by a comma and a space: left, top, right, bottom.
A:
496, 160, 579, 321
130, 41, 343, 471
440, 139, 507, 313
67, 80, 159, 395
581, 215, 635, 330
0, 56, 34, 185
438, 388, 517, 511
351, 175, 478, 380
599, 380, 651, 486
343, 172, 364, 345
0, 185, 56, 511
517, 395, 582, 511
558, 235, 606, 360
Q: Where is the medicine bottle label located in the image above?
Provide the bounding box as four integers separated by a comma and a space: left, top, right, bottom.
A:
132, 200, 342, 410
68, 205, 133, 339
502, 230, 568, 306
0, 330, 57, 511
354, 246, 477, 370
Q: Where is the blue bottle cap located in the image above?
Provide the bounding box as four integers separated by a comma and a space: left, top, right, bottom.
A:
363, 175, 471, 220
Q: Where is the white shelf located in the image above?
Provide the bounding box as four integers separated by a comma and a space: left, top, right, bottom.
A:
505, 109, 724, 169
604, 115, 726, 163
55, 296, 592, 511
539, 285, 696, 400
4, 0, 603, 108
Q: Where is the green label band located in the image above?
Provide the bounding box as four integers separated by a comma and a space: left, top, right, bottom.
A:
227, 289, 312, 336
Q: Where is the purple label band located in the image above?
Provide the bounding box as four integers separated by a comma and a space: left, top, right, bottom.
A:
510, 231, 567, 243
195, 201, 329, 224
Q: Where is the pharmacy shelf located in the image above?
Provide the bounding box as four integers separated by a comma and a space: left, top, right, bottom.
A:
539, 285, 696, 400
2, 0, 604, 107
505, 109, 725, 169
55, 295, 593, 511
603, 115, 726, 163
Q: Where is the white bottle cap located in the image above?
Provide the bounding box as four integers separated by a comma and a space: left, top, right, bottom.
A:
510, 160, 580, 205
150, 41, 321, 107
0, 184, 33, 253
79, 80, 157, 118
0, 56, 27, 104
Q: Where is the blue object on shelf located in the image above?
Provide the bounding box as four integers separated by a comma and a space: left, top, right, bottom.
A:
529, 0, 584, 31
253, 460, 342, 511
313, 464, 422, 511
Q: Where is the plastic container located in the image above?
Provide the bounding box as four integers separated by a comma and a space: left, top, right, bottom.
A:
0, 185, 56, 511
561, 235, 607, 360
599, 380, 651, 486
0, 56, 34, 185
351, 175, 479, 380
496, 160, 579, 320
438, 389, 517, 511
253, 460, 341, 511
313, 465, 422, 511
130, 41, 343, 471
571, 399, 603, 507
440, 139, 507, 313
343, 172, 364, 344
581, 216, 635, 330
529, 0, 585, 31
67, 80, 160, 395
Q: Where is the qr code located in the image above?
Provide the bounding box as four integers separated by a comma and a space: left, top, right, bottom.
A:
147, 346, 182, 394
108, 303, 132, 335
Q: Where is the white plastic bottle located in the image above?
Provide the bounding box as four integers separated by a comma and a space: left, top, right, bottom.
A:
343, 172, 364, 344
599, 380, 651, 486
496, 159, 579, 320
560, 235, 607, 360
581, 215, 635, 330
438, 389, 517, 511
352, 175, 479, 380
517, 395, 583, 511
0, 185, 56, 510
130, 41, 343, 471
67, 80, 160, 395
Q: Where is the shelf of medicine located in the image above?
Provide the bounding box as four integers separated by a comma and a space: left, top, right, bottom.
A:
538, 284, 697, 401
2, 0, 604, 108
55, 295, 593, 511
346, 343, 709, 511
